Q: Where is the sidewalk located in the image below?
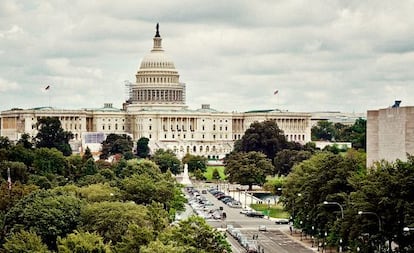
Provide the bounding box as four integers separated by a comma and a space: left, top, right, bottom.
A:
279, 227, 340, 253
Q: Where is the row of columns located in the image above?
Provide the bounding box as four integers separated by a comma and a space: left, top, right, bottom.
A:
161, 117, 197, 132
133, 89, 184, 102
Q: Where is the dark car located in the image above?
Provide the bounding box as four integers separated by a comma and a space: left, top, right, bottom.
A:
245, 211, 265, 218
274, 218, 290, 224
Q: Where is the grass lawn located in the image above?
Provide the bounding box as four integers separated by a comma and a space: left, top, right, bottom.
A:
203, 166, 226, 180
250, 203, 290, 218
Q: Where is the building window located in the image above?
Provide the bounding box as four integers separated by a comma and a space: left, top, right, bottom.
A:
213, 125, 216, 131
202, 134, 205, 139
172, 134, 175, 139
202, 125, 205, 131
115, 124, 118, 130
164, 134, 167, 138
149, 134, 152, 139
149, 125, 152, 130
193, 146, 196, 152
102, 125, 105, 130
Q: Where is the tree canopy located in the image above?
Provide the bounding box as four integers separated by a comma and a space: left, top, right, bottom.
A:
225, 151, 274, 190
152, 149, 181, 174
234, 120, 288, 162
35, 117, 73, 156
100, 134, 133, 160
182, 153, 207, 173
136, 137, 150, 158
311, 118, 366, 150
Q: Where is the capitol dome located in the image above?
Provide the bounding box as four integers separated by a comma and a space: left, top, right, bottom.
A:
128, 24, 186, 110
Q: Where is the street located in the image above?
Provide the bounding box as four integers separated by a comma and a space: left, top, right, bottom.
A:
189, 184, 315, 253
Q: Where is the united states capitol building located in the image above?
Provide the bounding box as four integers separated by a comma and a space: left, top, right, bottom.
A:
0, 25, 312, 159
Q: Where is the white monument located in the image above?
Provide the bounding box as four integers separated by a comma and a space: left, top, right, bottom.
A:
180, 163, 192, 186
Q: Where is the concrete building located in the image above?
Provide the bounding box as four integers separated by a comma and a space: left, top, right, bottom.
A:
367, 105, 414, 167
0, 25, 312, 159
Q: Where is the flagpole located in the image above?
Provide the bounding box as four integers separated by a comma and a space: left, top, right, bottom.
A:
7, 167, 11, 192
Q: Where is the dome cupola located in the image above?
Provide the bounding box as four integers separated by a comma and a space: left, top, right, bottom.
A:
127, 24, 187, 110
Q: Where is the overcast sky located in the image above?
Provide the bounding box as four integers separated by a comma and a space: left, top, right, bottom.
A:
1, 1, 413, 113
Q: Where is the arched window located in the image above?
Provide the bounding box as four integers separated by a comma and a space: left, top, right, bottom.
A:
193, 146, 196, 152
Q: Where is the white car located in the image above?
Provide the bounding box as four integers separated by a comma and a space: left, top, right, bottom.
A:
240, 208, 251, 214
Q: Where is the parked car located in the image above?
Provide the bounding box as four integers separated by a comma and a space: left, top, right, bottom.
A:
245, 211, 265, 218
240, 208, 251, 214
258, 225, 267, 231
274, 218, 290, 224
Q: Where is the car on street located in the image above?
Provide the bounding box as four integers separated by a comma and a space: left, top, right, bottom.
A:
240, 208, 251, 214
274, 218, 290, 224
245, 211, 265, 218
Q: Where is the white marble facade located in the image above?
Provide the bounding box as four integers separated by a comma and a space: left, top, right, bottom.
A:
0, 25, 311, 159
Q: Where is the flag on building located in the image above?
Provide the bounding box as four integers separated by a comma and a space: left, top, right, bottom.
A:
45, 85, 50, 90
7, 167, 12, 190
274, 90, 279, 95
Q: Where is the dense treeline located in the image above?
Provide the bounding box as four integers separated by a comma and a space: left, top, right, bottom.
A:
0, 132, 230, 252
311, 118, 366, 150
282, 151, 414, 252
225, 119, 414, 252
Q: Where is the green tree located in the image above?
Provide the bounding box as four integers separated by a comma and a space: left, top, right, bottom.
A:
33, 148, 67, 176
83, 146, 93, 162
57, 231, 112, 253
114, 224, 154, 253
3, 230, 50, 253
17, 133, 33, 149
77, 183, 121, 203
0, 181, 38, 212
182, 153, 207, 173
0, 161, 29, 184
7, 144, 35, 166
235, 120, 288, 162
282, 151, 365, 248
225, 151, 274, 190
157, 216, 231, 253
349, 118, 366, 150
100, 134, 133, 160
136, 137, 150, 158
140, 240, 189, 253
4, 190, 83, 250
311, 120, 337, 141
273, 149, 312, 176
152, 149, 181, 174
66, 154, 84, 181
0, 136, 12, 150
121, 174, 174, 205
35, 117, 73, 156
193, 169, 206, 180
79, 201, 151, 244
345, 156, 414, 251
212, 168, 220, 180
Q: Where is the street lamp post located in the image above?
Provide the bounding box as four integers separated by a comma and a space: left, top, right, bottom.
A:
323, 201, 344, 219
323, 201, 344, 252
267, 199, 271, 219
300, 220, 303, 241
358, 211, 382, 252
244, 189, 247, 209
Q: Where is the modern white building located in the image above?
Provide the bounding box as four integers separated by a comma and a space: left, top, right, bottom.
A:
367, 104, 414, 167
0, 25, 312, 159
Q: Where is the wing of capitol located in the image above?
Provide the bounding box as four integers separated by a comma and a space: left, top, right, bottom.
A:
0, 24, 312, 160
